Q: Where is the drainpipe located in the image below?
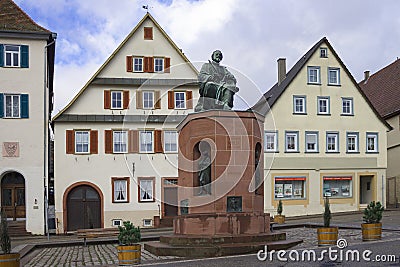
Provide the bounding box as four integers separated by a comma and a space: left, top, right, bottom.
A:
44, 34, 56, 240
382, 175, 385, 207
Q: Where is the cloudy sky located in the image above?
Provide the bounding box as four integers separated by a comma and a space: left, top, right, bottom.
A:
14, 0, 400, 114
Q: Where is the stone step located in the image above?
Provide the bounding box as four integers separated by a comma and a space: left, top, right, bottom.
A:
144, 238, 303, 258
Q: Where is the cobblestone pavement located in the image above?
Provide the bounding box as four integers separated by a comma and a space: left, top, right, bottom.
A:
25, 243, 179, 267
24, 228, 400, 266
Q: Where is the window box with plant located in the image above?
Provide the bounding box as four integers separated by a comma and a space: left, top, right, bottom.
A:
317, 197, 338, 246
274, 200, 285, 224
362, 201, 384, 241
0, 211, 20, 267
117, 221, 141, 265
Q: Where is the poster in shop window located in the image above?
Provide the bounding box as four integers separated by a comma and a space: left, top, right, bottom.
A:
284, 184, 293, 196
341, 185, 350, 196
275, 184, 284, 198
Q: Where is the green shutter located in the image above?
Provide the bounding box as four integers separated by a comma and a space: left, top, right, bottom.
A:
20, 45, 29, 68
0, 94, 3, 118
20, 94, 29, 118
0, 45, 4, 67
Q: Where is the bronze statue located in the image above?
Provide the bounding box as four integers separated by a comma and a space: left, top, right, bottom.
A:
195, 50, 239, 111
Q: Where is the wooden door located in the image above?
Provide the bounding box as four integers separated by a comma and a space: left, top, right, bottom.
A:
1, 172, 25, 220
164, 187, 178, 217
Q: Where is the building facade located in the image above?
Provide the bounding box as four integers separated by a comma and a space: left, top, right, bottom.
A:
359, 59, 400, 207
253, 38, 390, 217
53, 13, 199, 232
0, 0, 56, 234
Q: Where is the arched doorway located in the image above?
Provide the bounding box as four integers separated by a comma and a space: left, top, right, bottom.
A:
66, 185, 101, 231
1, 172, 25, 220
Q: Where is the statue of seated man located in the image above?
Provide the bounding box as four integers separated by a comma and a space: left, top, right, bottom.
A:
195, 50, 239, 111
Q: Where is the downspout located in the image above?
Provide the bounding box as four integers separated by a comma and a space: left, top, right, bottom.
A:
44, 35, 56, 239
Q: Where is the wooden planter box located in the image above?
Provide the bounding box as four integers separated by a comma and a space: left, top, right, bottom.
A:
0, 253, 20, 267
362, 223, 382, 241
274, 215, 285, 224
117, 244, 141, 265
317, 227, 338, 246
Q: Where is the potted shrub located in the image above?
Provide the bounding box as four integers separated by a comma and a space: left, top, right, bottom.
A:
274, 200, 285, 224
117, 221, 141, 265
0, 211, 20, 267
362, 201, 384, 241
317, 197, 338, 246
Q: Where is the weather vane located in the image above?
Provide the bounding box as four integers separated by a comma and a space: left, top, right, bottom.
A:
142, 5, 153, 13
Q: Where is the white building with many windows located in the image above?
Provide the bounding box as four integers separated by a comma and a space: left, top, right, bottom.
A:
253, 37, 391, 217
52, 13, 198, 232
0, 0, 56, 235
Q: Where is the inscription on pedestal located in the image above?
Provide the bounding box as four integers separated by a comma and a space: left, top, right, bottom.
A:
227, 196, 242, 212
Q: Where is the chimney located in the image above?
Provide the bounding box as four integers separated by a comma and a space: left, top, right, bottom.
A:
277, 58, 286, 85
364, 70, 370, 81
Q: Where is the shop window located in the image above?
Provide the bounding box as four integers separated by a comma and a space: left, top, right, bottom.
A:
323, 176, 352, 198
274, 176, 306, 200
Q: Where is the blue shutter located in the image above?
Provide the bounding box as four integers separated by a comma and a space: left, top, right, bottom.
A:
20, 94, 29, 118
0, 94, 3, 118
0, 45, 4, 67
20, 45, 29, 68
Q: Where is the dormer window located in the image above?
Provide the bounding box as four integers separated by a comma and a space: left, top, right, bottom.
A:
320, 48, 328, 58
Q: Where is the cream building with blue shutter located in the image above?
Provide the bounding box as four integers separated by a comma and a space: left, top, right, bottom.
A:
53, 13, 199, 232
0, 0, 56, 235
253, 37, 391, 217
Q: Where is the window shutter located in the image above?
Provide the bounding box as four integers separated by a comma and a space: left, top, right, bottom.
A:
0, 45, 4, 67
136, 90, 143, 109
144, 27, 153, 40
186, 91, 193, 109
168, 91, 174, 109
154, 130, 163, 153
123, 90, 130, 109
66, 130, 74, 154
164, 57, 170, 73
144, 57, 154, 73
90, 130, 98, 154
20, 94, 29, 118
105, 130, 113, 154
20, 45, 29, 68
126, 56, 133, 72
128, 130, 139, 153
0, 94, 3, 118
154, 90, 161, 109
104, 90, 111, 109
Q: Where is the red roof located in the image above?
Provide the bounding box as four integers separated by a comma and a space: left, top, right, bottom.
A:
0, 0, 50, 33
359, 59, 400, 119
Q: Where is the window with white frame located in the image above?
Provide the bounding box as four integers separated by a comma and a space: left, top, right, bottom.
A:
366, 133, 378, 153
174, 92, 186, 109
285, 131, 298, 152
293, 96, 306, 114
140, 130, 154, 153
320, 48, 328, 58
317, 97, 330, 115
164, 131, 178, 152
307, 66, 320, 84
342, 98, 353, 115
143, 91, 154, 109
328, 68, 340, 85
323, 176, 352, 198
154, 58, 164, 72
326, 132, 339, 152
346, 132, 359, 153
75, 131, 90, 153
139, 178, 154, 202
274, 176, 306, 199
134, 57, 143, 72
111, 91, 122, 109
4, 94, 20, 118
5, 45, 20, 67
113, 131, 127, 153
112, 178, 129, 203
265, 131, 278, 152
305, 132, 318, 152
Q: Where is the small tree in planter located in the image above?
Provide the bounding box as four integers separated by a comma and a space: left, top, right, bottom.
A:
274, 200, 285, 224
117, 221, 141, 265
0, 211, 20, 267
362, 201, 384, 241
317, 197, 338, 246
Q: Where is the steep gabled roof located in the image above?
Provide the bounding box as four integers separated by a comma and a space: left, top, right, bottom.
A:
53, 12, 198, 121
359, 59, 400, 119
0, 0, 50, 33
252, 37, 391, 130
